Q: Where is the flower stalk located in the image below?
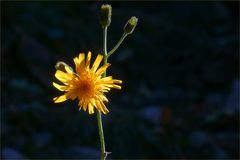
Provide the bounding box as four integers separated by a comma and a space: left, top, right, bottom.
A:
96, 4, 138, 160
97, 109, 106, 160
107, 16, 138, 59
97, 26, 108, 160
107, 33, 127, 58
103, 27, 108, 73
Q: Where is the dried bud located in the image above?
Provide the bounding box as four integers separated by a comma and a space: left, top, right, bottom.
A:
55, 61, 73, 72
100, 4, 112, 28
124, 16, 138, 35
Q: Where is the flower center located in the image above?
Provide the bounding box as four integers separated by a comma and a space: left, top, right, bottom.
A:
77, 79, 94, 98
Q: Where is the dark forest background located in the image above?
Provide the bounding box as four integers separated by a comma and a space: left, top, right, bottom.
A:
1, 1, 239, 159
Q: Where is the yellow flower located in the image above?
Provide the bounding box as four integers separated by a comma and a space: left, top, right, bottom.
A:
53, 51, 122, 114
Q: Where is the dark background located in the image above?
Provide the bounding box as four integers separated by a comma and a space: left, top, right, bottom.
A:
1, 1, 239, 159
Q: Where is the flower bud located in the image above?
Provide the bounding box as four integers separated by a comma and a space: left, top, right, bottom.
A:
124, 16, 138, 35
100, 4, 112, 28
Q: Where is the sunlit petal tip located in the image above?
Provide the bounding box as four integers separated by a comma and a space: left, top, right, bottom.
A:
105, 63, 111, 69
102, 107, 109, 114
113, 85, 121, 90
83, 106, 87, 111
78, 53, 85, 63
52, 82, 66, 91
88, 51, 92, 57
100, 95, 109, 102
78, 52, 85, 56
78, 101, 82, 109
98, 53, 103, 58
85, 52, 92, 68
78, 53, 85, 59
102, 110, 107, 114
53, 95, 67, 103
88, 108, 94, 114
103, 109, 109, 114
91, 54, 104, 72
101, 103, 109, 114
95, 63, 111, 76
64, 65, 73, 73
52, 82, 58, 87
55, 70, 70, 82
73, 57, 79, 65
113, 80, 122, 84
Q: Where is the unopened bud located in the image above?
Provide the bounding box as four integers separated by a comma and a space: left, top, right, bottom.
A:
100, 4, 112, 28
124, 16, 138, 35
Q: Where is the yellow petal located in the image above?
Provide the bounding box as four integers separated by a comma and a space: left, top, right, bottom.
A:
101, 89, 111, 93
95, 77, 112, 85
52, 82, 67, 91
113, 79, 122, 84
73, 57, 80, 73
78, 53, 85, 64
53, 95, 68, 103
73, 57, 80, 65
112, 84, 121, 90
93, 100, 108, 114
81, 99, 88, 111
100, 101, 109, 114
90, 99, 97, 108
55, 70, 70, 82
99, 77, 122, 84
85, 51, 92, 69
100, 76, 113, 82
88, 103, 94, 114
64, 65, 73, 73
107, 84, 121, 90
76, 53, 86, 74
78, 101, 83, 111
103, 84, 121, 90
91, 54, 103, 73
97, 85, 111, 92
65, 92, 77, 100
79, 99, 86, 111
95, 100, 109, 114
95, 63, 111, 77
98, 94, 108, 102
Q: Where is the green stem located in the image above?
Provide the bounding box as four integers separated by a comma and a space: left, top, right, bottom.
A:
107, 33, 128, 58
97, 27, 108, 160
103, 27, 108, 76
97, 110, 105, 160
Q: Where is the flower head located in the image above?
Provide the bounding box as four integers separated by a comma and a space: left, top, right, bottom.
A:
53, 51, 122, 114
124, 16, 138, 35
100, 4, 112, 28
